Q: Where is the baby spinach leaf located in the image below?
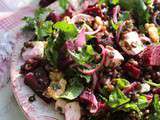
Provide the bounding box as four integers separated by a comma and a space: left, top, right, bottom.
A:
60, 78, 84, 100
22, 8, 51, 32
153, 94, 160, 113
116, 78, 130, 89
53, 21, 78, 39
145, 0, 152, 5
123, 103, 140, 113
22, 17, 36, 31
120, 95, 148, 113
35, 21, 54, 40
69, 45, 95, 65
108, 88, 130, 108
137, 95, 148, 110
34, 7, 52, 21
149, 94, 160, 120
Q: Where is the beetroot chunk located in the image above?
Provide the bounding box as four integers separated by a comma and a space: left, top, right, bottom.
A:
21, 59, 51, 103
79, 89, 99, 113
123, 82, 141, 95
124, 62, 141, 79
140, 45, 160, 66
46, 12, 61, 23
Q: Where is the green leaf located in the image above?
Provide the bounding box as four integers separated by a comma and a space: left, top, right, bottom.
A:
124, 103, 140, 113
79, 74, 91, 83
53, 21, 78, 39
86, 35, 95, 40
111, 20, 122, 30
108, 88, 130, 108
45, 37, 58, 65
153, 94, 160, 113
69, 45, 94, 65
59, 0, 68, 10
110, 0, 119, 5
120, 0, 150, 25
22, 8, 52, 33
22, 17, 36, 31
99, 0, 107, 4
86, 45, 94, 55
45, 31, 66, 66
120, 95, 148, 114
149, 94, 160, 120
116, 78, 130, 89
145, 0, 152, 5
60, 78, 84, 100
137, 95, 148, 110
35, 21, 53, 39
35, 7, 52, 21
119, 11, 130, 21
145, 80, 160, 88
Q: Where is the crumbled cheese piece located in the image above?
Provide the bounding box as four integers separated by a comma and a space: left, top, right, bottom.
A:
105, 46, 124, 67
120, 31, 145, 55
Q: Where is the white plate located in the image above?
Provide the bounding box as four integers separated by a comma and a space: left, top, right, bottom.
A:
10, 2, 66, 120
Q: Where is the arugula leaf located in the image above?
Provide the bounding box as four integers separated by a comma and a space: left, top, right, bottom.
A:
145, 80, 160, 88
34, 8, 52, 21
22, 7, 52, 40
22, 17, 35, 31
116, 78, 130, 89
149, 94, 160, 120
69, 45, 95, 65
45, 36, 58, 65
23, 8, 51, 31
137, 95, 148, 110
108, 88, 130, 108
60, 78, 84, 100
53, 21, 78, 39
45, 21, 79, 66
119, 95, 148, 116
45, 31, 66, 66
123, 103, 140, 113
59, 0, 68, 10
35, 21, 53, 40
153, 94, 160, 113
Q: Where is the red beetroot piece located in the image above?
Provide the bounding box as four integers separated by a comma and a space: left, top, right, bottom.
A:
124, 62, 141, 79
79, 89, 99, 114
140, 45, 160, 66
123, 82, 141, 95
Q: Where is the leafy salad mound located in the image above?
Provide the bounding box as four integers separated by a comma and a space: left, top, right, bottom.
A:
20, 0, 160, 120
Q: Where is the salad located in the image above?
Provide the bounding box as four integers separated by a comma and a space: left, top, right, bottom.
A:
20, 0, 160, 120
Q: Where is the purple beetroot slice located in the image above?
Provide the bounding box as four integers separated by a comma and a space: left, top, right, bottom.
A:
124, 62, 141, 79
79, 89, 99, 113
140, 45, 160, 66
